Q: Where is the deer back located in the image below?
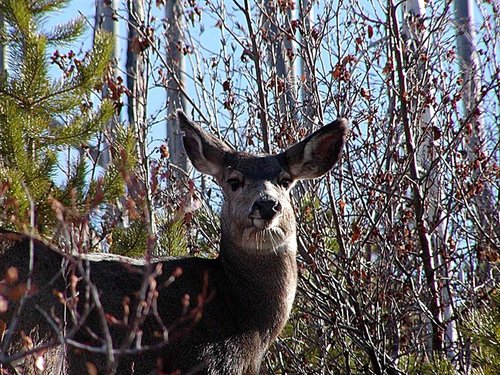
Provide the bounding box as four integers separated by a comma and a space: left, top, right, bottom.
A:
0, 112, 347, 374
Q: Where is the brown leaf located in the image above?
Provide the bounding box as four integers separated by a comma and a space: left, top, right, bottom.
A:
383, 60, 394, 75
432, 126, 442, 140
5, 266, 18, 284
8, 284, 29, 301
332, 64, 342, 80
21, 331, 34, 350
0, 297, 8, 313
338, 200, 346, 215
86, 362, 98, 375
160, 143, 169, 159
342, 54, 357, 65
105, 313, 120, 325
53, 290, 66, 304
351, 224, 362, 243
172, 267, 183, 278
360, 88, 370, 100
129, 36, 144, 54
368, 25, 374, 38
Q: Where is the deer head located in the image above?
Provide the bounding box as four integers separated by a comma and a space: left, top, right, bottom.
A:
177, 110, 347, 256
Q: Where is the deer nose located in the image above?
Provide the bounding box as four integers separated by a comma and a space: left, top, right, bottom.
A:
250, 198, 282, 220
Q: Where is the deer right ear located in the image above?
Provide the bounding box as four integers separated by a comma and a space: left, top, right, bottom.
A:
177, 110, 232, 176
284, 118, 348, 180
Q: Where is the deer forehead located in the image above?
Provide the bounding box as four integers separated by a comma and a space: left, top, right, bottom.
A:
224, 153, 287, 181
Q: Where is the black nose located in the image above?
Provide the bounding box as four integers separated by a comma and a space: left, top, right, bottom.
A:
251, 198, 282, 220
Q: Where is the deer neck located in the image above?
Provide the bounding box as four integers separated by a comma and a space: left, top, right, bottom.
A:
218, 232, 298, 341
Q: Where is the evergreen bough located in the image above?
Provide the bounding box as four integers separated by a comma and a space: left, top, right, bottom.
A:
0, 0, 131, 239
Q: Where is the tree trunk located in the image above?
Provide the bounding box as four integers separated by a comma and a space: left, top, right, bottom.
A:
95, 0, 119, 168
125, 0, 157, 235
392, 0, 455, 358
126, 0, 145, 131
0, 14, 7, 74
165, 0, 189, 172
263, 0, 297, 126
403, 0, 457, 359
455, 0, 499, 252
299, 0, 318, 125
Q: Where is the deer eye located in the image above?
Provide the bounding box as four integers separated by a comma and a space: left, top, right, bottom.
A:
278, 178, 292, 189
227, 178, 242, 191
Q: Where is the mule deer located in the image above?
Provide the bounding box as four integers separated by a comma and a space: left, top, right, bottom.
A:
0, 110, 347, 374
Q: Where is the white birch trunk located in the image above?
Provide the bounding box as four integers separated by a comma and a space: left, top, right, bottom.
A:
299, 0, 317, 125
455, 0, 499, 252
263, 0, 296, 124
165, 0, 189, 172
402, 0, 457, 360
126, 0, 145, 131
95, 0, 119, 168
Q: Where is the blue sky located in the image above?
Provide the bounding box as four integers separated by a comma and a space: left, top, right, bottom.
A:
50, 1, 227, 148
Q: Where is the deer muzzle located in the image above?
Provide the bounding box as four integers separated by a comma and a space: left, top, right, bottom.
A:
249, 197, 282, 225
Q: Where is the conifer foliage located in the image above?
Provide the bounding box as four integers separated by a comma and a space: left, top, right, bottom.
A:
0, 0, 126, 237
464, 289, 500, 375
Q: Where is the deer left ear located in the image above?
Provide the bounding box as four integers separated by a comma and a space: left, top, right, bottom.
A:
177, 110, 233, 177
283, 119, 348, 180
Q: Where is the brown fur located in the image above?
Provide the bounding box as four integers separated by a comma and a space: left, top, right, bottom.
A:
0, 111, 347, 374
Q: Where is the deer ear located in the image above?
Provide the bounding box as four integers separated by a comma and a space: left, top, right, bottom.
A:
177, 110, 232, 176
284, 119, 348, 180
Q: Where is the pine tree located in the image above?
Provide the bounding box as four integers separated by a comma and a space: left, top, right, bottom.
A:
464, 288, 500, 375
0, 0, 130, 239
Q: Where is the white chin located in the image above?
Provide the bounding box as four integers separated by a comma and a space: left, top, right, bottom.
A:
241, 226, 287, 249
251, 218, 271, 230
